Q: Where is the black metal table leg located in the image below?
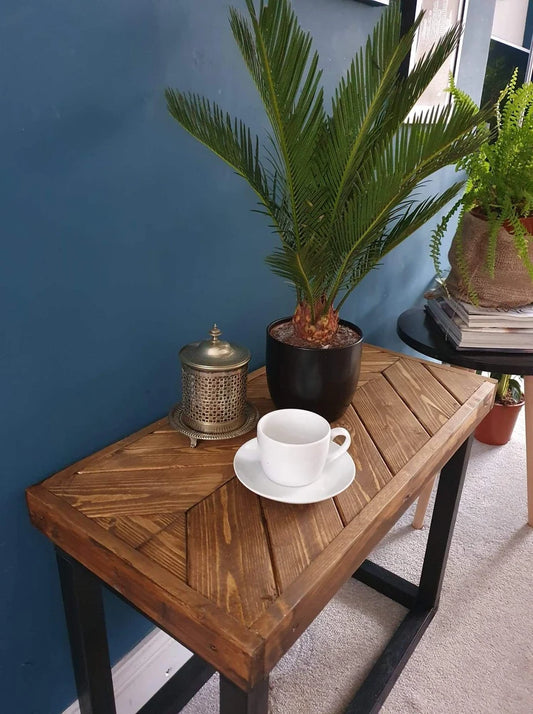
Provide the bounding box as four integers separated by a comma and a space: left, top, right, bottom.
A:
220, 675, 269, 714
416, 436, 473, 610
56, 549, 117, 714
349, 436, 473, 713
352, 559, 419, 610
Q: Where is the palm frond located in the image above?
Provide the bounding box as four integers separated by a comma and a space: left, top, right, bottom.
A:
320, 7, 466, 234
265, 239, 326, 304
230, 0, 325, 253
332, 183, 465, 311
320, 2, 416, 225
324, 98, 488, 306
165, 90, 270, 203
381, 181, 466, 252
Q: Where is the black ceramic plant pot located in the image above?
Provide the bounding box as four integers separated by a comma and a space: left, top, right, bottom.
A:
266, 317, 364, 422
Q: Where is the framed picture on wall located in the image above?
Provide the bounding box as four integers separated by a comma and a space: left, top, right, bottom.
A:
408, 0, 467, 113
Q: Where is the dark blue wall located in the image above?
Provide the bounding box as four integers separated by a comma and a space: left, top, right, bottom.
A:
0, 1, 493, 712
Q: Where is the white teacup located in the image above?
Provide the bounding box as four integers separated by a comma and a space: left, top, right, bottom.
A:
256, 409, 351, 487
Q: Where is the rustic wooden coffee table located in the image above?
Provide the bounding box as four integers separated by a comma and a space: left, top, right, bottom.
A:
26, 345, 495, 714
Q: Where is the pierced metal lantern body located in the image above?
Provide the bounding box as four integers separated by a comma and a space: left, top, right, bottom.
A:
179, 325, 251, 434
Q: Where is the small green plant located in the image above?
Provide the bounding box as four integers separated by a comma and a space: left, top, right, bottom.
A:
430, 71, 533, 297
491, 373, 523, 405
166, 0, 488, 345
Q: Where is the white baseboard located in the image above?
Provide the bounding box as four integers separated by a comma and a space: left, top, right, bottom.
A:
62, 629, 192, 714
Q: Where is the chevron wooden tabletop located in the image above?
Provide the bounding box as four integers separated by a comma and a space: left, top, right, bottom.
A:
26, 344, 495, 690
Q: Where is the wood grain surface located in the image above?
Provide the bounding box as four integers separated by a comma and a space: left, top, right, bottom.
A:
26, 344, 495, 688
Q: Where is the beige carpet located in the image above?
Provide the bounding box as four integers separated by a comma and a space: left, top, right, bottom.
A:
182, 411, 533, 713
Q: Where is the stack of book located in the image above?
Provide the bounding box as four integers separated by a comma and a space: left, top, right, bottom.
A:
425, 292, 533, 351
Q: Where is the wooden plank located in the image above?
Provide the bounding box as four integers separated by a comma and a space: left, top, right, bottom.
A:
333, 406, 393, 524
251, 381, 496, 670
356, 372, 383, 388
26, 486, 266, 689
246, 371, 269, 399
188, 479, 278, 627
261, 499, 343, 593
360, 344, 400, 373
363, 343, 398, 356
43, 367, 266, 485
384, 358, 460, 435
246, 372, 274, 417
43, 418, 170, 489
139, 514, 187, 581
124, 430, 196, 451
77, 440, 246, 473
426, 362, 489, 403
49, 465, 236, 518
94, 514, 177, 549
248, 367, 267, 382
352, 374, 430, 474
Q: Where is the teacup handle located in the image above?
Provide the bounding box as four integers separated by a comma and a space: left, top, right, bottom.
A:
326, 427, 351, 464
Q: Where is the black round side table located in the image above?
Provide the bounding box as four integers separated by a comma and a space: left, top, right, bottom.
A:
397, 307, 533, 526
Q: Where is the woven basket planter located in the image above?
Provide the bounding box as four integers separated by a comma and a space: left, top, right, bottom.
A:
446, 210, 533, 308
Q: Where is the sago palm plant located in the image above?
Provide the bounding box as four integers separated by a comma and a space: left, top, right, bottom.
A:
166, 0, 488, 345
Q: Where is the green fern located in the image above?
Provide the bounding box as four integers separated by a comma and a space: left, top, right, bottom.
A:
166, 0, 489, 343
431, 69, 533, 301
430, 196, 462, 283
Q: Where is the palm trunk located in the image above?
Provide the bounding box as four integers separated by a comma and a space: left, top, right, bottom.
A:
291, 298, 339, 345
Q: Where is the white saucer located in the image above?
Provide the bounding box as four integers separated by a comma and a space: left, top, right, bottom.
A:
233, 438, 356, 504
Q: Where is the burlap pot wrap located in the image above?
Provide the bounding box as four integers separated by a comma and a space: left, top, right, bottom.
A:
446, 210, 533, 308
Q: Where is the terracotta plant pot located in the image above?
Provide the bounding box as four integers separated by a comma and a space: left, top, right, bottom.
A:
265, 317, 363, 422
474, 401, 525, 445
504, 215, 533, 235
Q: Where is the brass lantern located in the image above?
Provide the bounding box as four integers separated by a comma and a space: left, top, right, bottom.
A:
170, 324, 258, 446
